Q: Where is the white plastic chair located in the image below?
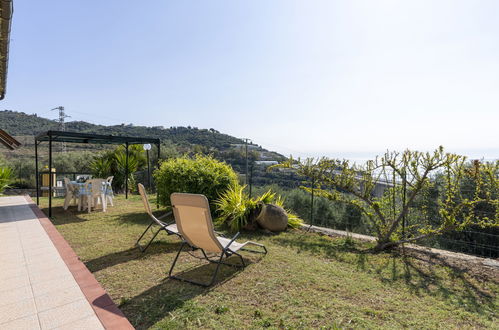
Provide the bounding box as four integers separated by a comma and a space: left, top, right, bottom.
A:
63, 178, 78, 210
105, 176, 114, 206
78, 179, 107, 213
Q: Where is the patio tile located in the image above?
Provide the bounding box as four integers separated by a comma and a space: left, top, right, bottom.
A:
0, 233, 21, 241
25, 250, 63, 265
0, 297, 37, 325
23, 245, 58, 256
0, 274, 30, 292
0, 259, 26, 271
17, 226, 45, 234
0, 251, 25, 264
0, 265, 28, 281
20, 230, 50, 239
23, 248, 59, 260
34, 285, 85, 313
25, 252, 63, 266
28, 266, 73, 284
31, 276, 78, 297
0, 314, 40, 330
0, 226, 17, 233
53, 315, 104, 330
0, 233, 18, 241
0, 256, 26, 270
16, 222, 43, 230
37, 299, 95, 330
0, 285, 34, 307
0, 242, 24, 253
27, 259, 68, 274
21, 237, 53, 247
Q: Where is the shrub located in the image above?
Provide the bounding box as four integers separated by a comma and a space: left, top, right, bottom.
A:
9, 179, 31, 189
154, 154, 238, 209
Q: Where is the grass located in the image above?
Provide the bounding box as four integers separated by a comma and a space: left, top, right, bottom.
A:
39, 195, 498, 329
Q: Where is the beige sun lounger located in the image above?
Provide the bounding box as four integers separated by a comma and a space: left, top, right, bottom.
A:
136, 183, 180, 252
169, 192, 267, 287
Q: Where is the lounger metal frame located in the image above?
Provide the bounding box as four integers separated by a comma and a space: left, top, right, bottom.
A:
168, 232, 267, 287
136, 212, 180, 252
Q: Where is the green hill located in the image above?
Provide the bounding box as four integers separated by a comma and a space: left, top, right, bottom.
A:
0, 110, 292, 187
0, 110, 245, 150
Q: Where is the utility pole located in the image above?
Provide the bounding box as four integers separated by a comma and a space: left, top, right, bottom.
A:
51, 106, 70, 152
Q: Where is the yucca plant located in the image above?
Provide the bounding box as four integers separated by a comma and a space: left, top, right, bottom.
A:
256, 189, 276, 204
113, 151, 140, 192
216, 185, 304, 231
215, 184, 256, 231
90, 157, 112, 179
0, 166, 13, 194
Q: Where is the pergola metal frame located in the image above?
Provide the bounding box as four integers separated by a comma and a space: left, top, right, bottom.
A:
35, 130, 161, 217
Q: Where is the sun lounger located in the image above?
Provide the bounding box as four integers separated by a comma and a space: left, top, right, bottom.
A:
168, 192, 267, 287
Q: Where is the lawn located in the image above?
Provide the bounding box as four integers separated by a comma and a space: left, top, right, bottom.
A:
39, 195, 498, 329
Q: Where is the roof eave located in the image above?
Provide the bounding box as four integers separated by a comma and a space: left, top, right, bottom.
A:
0, 0, 13, 100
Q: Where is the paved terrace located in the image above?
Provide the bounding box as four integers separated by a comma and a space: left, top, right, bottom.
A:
0, 196, 134, 329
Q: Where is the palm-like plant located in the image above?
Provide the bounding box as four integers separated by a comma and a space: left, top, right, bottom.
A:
90, 157, 112, 178
215, 184, 256, 231
114, 151, 140, 192
90, 146, 146, 193
0, 166, 13, 194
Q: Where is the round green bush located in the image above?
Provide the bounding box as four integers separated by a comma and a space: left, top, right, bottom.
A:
154, 154, 238, 209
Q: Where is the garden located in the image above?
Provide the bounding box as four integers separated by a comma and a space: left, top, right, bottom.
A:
1, 146, 498, 328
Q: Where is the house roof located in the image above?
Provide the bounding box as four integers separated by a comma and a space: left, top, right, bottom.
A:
35, 130, 160, 145
0, 0, 13, 100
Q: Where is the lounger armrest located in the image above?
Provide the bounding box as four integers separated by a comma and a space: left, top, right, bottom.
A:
223, 232, 240, 250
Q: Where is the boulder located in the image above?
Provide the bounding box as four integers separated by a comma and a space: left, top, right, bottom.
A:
255, 203, 288, 232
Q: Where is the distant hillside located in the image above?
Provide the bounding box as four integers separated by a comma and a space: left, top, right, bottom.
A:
0, 110, 301, 190
0, 110, 285, 162
0, 110, 245, 149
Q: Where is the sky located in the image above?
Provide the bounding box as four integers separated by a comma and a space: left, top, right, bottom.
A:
2, 0, 498, 160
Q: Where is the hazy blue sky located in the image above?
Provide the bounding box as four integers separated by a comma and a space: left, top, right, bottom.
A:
2, 1, 498, 159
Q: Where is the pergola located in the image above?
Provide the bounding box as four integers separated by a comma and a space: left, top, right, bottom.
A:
35, 130, 160, 217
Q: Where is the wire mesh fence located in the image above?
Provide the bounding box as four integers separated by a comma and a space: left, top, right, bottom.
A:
245, 161, 499, 259
4, 152, 498, 259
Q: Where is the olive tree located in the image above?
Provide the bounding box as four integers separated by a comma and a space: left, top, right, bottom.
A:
273, 147, 498, 250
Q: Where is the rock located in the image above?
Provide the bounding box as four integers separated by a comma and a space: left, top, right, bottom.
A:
256, 203, 288, 232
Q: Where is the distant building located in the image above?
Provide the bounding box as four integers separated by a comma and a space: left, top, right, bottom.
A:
254, 160, 278, 166
231, 144, 260, 150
